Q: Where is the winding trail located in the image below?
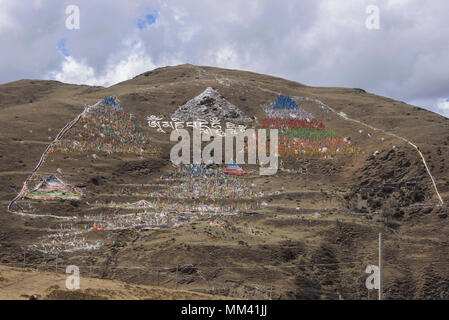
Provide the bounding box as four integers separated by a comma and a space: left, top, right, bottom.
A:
117, 69, 447, 207
302, 96, 444, 206
7, 71, 444, 213
204, 70, 444, 206
7, 104, 90, 212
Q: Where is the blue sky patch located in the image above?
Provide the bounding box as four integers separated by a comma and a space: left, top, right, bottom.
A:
57, 39, 70, 57
137, 12, 157, 30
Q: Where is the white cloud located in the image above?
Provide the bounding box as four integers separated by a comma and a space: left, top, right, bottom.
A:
48, 41, 157, 87
436, 98, 449, 117
1, 0, 449, 118
33, 0, 43, 10
209, 45, 239, 68
0, 0, 17, 31
49, 56, 95, 85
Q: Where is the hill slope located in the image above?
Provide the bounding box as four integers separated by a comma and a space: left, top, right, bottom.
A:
0, 64, 448, 300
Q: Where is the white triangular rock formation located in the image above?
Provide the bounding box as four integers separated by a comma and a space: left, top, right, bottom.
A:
171, 87, 253, 123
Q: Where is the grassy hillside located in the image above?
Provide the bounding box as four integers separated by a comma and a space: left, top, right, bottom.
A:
0, 64, 448, 299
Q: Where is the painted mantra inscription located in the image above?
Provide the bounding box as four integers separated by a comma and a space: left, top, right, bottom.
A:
170, 127, 278, 176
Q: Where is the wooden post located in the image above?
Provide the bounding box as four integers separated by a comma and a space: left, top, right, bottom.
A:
175, 265, 179, 289
23, 247, 26, 269
378, 232, 383, 300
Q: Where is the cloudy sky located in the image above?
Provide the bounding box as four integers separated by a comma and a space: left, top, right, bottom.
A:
1, 0, 448, 117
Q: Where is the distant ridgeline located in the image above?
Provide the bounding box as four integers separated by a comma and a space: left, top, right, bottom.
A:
51, 97, 161, 155
261, 95, 360, 157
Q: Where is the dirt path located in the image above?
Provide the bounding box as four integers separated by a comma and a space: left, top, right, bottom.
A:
303, 96, 444, 206
7, 103, 90, 212
201, 68, 444, 207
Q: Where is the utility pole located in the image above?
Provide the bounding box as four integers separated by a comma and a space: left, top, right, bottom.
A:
378, 232, 383, 300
